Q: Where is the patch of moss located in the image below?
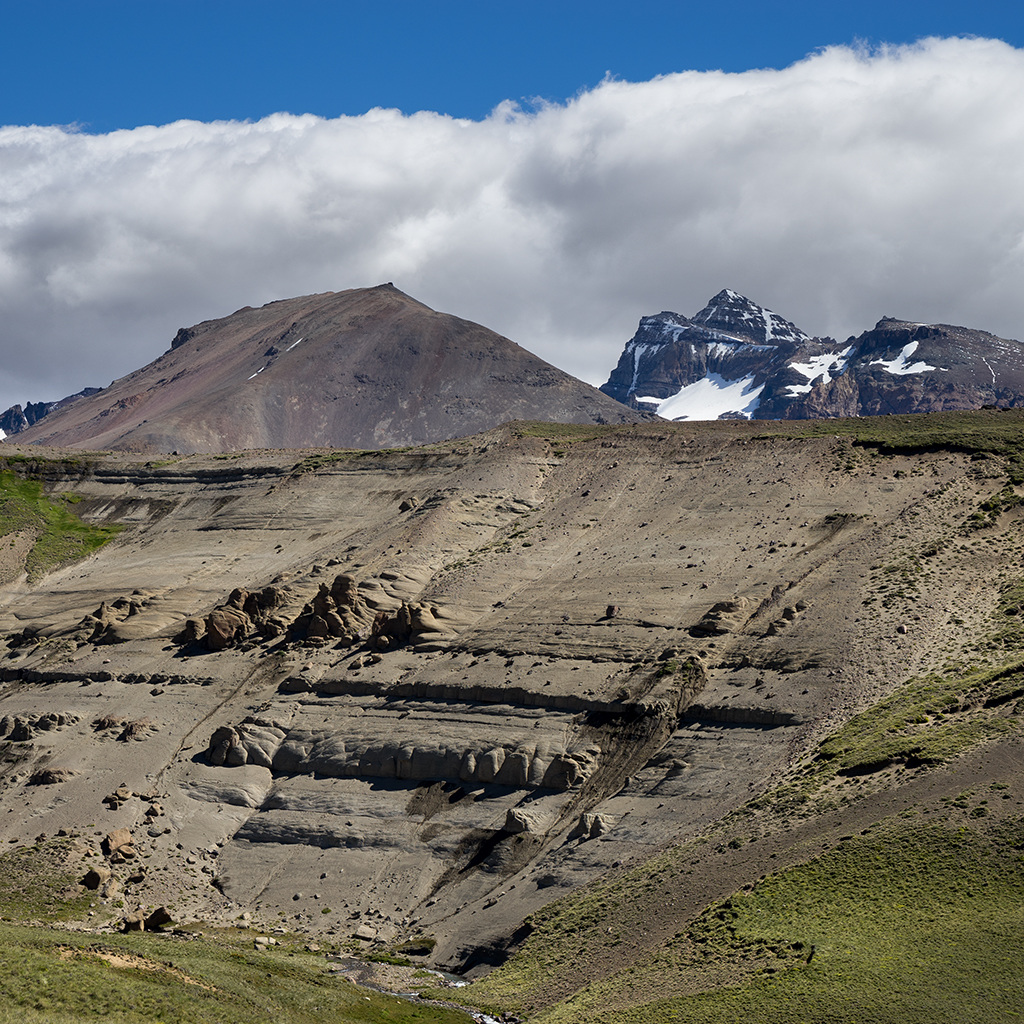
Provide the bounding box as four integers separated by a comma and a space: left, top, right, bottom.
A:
0, 471, 122, 581
364, 952, 414, 966
394, 935, 436, 956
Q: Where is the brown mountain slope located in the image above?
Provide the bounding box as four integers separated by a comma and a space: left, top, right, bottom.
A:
17, 284, 640, 452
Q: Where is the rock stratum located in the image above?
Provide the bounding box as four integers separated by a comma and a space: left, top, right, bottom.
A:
0, 414, 1023, 1016
11, 284, 640, 452
602, 288, 1024, 421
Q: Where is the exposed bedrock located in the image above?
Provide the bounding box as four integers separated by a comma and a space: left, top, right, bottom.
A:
205, 659, 705, 794
206, 711, 601, 791
1, 422, 1004, 972
193, 572, 462, 652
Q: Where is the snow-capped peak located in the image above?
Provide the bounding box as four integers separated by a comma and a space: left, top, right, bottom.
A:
692, 289, 810, 347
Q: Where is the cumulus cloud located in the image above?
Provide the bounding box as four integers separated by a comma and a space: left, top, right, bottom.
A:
2, 35, 1024, 410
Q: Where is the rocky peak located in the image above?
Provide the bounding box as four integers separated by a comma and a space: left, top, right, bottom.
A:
14, 286, 641, 452
603, 288, 1024, 422
0, 389, 101, 440
691, 289, 810, 346
600, 289, 817, 411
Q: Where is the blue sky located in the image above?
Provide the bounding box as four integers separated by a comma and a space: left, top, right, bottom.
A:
4, 0, 1023, 131
2, 4, 1024, 413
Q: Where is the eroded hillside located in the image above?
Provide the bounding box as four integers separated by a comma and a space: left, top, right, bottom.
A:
0, 413, 1022, 1019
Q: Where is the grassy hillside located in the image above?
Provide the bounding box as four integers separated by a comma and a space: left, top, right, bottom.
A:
4, 410, 1024, 1022
0, 922, 471, 1024
507, 819, 1024, 1024
0, 465, 121, 581
461, 649, 1024, 1022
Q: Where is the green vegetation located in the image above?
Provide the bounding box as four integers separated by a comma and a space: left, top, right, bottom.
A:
749, 661, 1023, 817
988, 580, 1024, 654
496, 821, 1024, 1024
461, 648, 1024, 1023
757, 407, 1024, 465
813, 662, 1022, 774
868, 552, 925, 608
290, 451, 361, 473
394, 936, 436, 957
365, 952, 414, 967
0, 470, 121, 581
0, 923, 470, 1024
0, 841, 467, 1024
0, 838, 96, 924
964, 483, 1024, 531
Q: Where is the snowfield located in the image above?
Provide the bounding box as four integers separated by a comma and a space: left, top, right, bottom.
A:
786, 346, 852, 396
638, 372, 764, 420
869, 341, 943, 376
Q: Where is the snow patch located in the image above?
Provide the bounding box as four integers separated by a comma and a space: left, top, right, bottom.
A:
247, 366, 266, 380
629, 343, 651, 392
869, 341, 941, 376
0, 428, 6, 441
285, 337, 304, 352
638, 373, 764, 421
786, 346, 852, 396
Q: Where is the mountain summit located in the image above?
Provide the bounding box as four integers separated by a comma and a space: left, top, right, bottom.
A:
691, 288, 810, 346
601, 291, 1024, 420
15, 284, 640, 452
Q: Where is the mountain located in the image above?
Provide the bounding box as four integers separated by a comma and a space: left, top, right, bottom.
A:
13, 284, 641, 452
1, 412, 1022, 1019
601, 288, 1024, 420
0, 387, 101, 439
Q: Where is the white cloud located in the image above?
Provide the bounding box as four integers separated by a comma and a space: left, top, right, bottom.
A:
2, 36, 1023, 411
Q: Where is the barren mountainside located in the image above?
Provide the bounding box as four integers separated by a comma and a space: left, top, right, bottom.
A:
1, 412, 1023, 1020
13, 284, 641, 453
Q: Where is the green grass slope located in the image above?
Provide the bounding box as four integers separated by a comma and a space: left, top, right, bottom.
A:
531, 819, 1024, 1024
0, 923, 471, 1024
462, 650, 1024, 1023
0, 466, 121, 581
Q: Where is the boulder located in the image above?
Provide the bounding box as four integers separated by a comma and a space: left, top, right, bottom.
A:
371, 599, 457, 646
178, 617, 206, 645
504, 805, 556, 835
691, 598, 750, 636
241, 583, 307, 638
205, 606, 252, 650
207, 718, 287, 768
82, 865, 112, 890
568, 812, 617, 841
28, 768, 78, 785
102, 828, 134, 857
145, 906, 173, 931
292, 574, 377, 641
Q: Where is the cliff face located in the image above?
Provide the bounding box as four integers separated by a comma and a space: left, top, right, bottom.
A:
13, 284, 641, 453
1, 412, 1022, 978
602, 292, 1024, 420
